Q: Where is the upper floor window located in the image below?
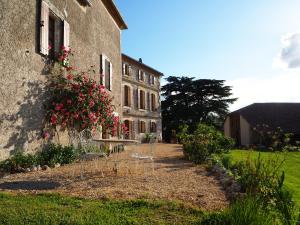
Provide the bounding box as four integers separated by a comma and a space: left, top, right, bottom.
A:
138, 70, 145, 82
100, 54, 112, 91
149, 75, 155, 85
124, 85, 131, 107
123, 63, 130, 76
139, 121, 146, 133
77, 0, 92, 6
40, 1, 70, 57
139, 90, 146, 110
151, 93, 156, 111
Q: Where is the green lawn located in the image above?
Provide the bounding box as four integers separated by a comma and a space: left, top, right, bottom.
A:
0, 193, 204, 225
228, 150, 300, 206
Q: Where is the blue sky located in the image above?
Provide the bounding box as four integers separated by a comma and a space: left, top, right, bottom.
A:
115, 0, 300, 111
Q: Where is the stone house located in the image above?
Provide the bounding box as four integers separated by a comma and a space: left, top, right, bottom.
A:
0, 0, 127, 159
224, 103, 300, 147
122, 54, 163, 142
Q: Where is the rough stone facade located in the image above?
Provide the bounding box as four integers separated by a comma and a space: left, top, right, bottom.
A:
122, 54, 163, 142
0, 0, 126, 159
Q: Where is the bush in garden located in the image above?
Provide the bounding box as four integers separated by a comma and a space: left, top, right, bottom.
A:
182, 124, 235, 163
0, 144, 80, 172
0, 152, 38, 173
252, 124, 296, 151
38, 144, 80, 167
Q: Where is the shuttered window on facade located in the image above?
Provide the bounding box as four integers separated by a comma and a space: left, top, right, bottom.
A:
40, 1, 69, 57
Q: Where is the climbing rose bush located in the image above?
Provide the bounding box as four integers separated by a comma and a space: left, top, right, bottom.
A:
45, 47, 127, 137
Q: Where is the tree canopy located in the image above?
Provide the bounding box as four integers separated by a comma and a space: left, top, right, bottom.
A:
161, 76, 237, 142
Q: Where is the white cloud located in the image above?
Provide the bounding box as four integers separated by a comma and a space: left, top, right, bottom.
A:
227, 73, 300, 112
273, 32, 300, 69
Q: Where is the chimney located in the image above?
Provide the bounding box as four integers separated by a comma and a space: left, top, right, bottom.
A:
139, 58, 143, 63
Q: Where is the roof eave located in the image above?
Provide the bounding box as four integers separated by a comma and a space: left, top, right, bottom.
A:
122, 54, 164, 76
101, 0, 128, 30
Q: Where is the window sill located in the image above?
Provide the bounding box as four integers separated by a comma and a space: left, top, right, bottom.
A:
139, 109, 146, 112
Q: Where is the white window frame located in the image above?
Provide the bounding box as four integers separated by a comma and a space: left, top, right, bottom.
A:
100, 54, 113, 91
40, 1, 69, 56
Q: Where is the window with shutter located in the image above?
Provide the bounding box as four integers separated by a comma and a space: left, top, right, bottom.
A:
100, 54, 112, 90
124, 85, 131, 107
40, 1, 49, 55
151, 94, 156, 111
40, 1, 69, 58
139, 90, 145, 110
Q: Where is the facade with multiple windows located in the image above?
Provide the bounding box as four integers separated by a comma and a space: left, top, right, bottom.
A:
122, 54, 163, 142
0, 0, 163, 159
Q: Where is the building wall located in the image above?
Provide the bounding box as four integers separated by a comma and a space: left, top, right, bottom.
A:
240, 115, 251, 147
121, 58, 162, 142
0, 0, 122, 159
224, 117, 231, 138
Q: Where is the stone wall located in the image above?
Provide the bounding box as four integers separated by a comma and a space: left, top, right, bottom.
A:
0, 0, 123, 159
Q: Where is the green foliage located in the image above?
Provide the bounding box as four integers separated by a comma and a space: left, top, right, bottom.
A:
39, 144, 79, 167
0, 193, 204, 225
200, 197, 274, 225
252, 124, 297, 151
219, 151, 298, 224
0, 153, 38, 173
0, 144, 80, 172
161, 76, 237, 142
182, 124, 235, 163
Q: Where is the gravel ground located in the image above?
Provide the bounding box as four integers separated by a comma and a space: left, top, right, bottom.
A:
0, 144, 228, 211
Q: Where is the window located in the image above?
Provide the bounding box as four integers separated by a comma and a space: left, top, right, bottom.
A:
100, 55, 112, 91
138, 70, 144, 81
40, 1, 69, 56
77, 0, 92, 6
149, 75, 155, 85
124, 85, 131, 107
150, 122, 157, 133
151, 93, 156, 111
139, 90, 145, 109
123, 63, 130, 76
139, 121, 146, 133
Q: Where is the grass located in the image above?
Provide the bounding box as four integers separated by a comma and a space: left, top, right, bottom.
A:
228, 150, 300, 207
0, 192, 204, 225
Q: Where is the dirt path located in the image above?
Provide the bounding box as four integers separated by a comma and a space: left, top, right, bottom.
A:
0, 144, 228, 211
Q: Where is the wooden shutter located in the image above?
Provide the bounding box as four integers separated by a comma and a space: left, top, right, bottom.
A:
100, 55, 104, 86
63, 20, 70, 51
40, 1, 49, 55
147, 92, 150, 110
138, 120, 140, 133
109, 61, 112, 91
128, 87, 131, 106
137, 88, 139, 109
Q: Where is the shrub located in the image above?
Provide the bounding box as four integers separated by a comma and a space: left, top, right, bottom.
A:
182, 124, 234, 163
38, 144, 79, 167
0, 153, 38, 173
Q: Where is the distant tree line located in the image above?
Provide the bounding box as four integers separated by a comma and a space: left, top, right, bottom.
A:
161, 76, 237, 142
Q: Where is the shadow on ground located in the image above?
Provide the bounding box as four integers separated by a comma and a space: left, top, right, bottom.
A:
0, 181, 60, 190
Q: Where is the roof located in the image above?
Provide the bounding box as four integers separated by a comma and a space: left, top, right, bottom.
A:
122, 54, 164, 76
101, 0, 128, 30
230, 103, 300, 134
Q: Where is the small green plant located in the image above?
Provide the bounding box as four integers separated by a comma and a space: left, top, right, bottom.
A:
200, 196, 274, 225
